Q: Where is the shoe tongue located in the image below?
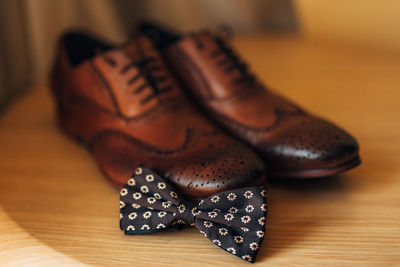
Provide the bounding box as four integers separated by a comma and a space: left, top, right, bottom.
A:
181, 30, 217, 46
121, 35, 163, 62
165, 30, 255, 99
170, 30, 227, 55
120, 35, 178, 88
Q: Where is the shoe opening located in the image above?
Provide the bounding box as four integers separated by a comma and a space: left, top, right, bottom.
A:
61, 32, 114, 66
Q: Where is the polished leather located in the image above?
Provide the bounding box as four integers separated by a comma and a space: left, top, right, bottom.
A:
139, 24, 360, 177
50, 32, 266, 198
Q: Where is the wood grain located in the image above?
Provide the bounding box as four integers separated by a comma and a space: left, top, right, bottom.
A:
0, 36, 399, 266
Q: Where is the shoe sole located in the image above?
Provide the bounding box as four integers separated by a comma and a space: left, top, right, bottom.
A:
269, 156, 361, 179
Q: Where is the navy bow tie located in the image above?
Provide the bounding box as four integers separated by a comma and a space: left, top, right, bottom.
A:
120, 166, 267, 263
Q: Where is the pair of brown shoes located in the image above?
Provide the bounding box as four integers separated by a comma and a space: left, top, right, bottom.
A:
50, 22, 360, 198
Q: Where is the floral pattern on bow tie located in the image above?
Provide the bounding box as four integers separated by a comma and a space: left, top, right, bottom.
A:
120, 166, 267, 263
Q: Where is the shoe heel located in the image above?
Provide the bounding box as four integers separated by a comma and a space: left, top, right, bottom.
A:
51, 70, 88, 145
56, 104, 88, 145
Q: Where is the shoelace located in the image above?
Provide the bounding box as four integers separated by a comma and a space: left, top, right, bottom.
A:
213, 37, 256, 86
121, 57, 173, 104
100, 51, 172, 105
193, 27, 256, 86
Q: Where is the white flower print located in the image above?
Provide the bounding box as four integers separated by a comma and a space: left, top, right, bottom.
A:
258, 216, 266, 226
191, 207, 201, 216
245, 205, 254, 213
126, 225, 135, 231
244, 190, 253, 199
178, 204, 186, 213
261, 203, 267, 212
204, 221, 213, 228
158, 211, 167, 218
145, 174, 154, 182
241, 215, 251, 224
153, 193, 161, 199
224, 213, 234, 221
162, 201, 172, 208
256, 231, 264, 238
147, 197, 156, 204
140, 185, 149, 193
212, 239, 221, 246
261, 189, 267, 197
143, 211, 152, 219
241, 227, 249, 232
234, 236, 243, 243
133, 192, 142, 200
229, 207, 238, 214
127, 178, 136, 186
227, 192, 237, 201
208, 211, 218, 218
227, 247, 236, 255
200, 231, 207, 237
120, 188, 128, 196
135, 167, 142, 175
211, 196, 220, 203
128, 212, 137, 220
120, 213, 123, 219
170, 191, 178, 198
242, 255, 252, 262
250, 242, 259, 251
141, 224, 150, 230
219, 228, 228, 235
131, 203, 141, 209
119, 201, 126, 208
157, 182, 166, 190
198, 200, 204, 206
156, 223, 166, 229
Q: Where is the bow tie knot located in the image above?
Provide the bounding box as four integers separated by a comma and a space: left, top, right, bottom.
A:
173, 201, 196, 225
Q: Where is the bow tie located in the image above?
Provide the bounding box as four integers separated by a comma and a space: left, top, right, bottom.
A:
120, 166, 267, 263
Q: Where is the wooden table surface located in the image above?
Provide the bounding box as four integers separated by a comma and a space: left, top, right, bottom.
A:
1, 36, 399, 266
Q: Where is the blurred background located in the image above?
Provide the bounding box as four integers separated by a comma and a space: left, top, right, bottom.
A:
0, 0, 399, 112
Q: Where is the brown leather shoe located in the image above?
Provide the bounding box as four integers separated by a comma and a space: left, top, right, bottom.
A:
138, 22, 361, 178
50, 32, 266, 198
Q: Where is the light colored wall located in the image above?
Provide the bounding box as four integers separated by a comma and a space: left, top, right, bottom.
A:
296, 0, 400, 49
